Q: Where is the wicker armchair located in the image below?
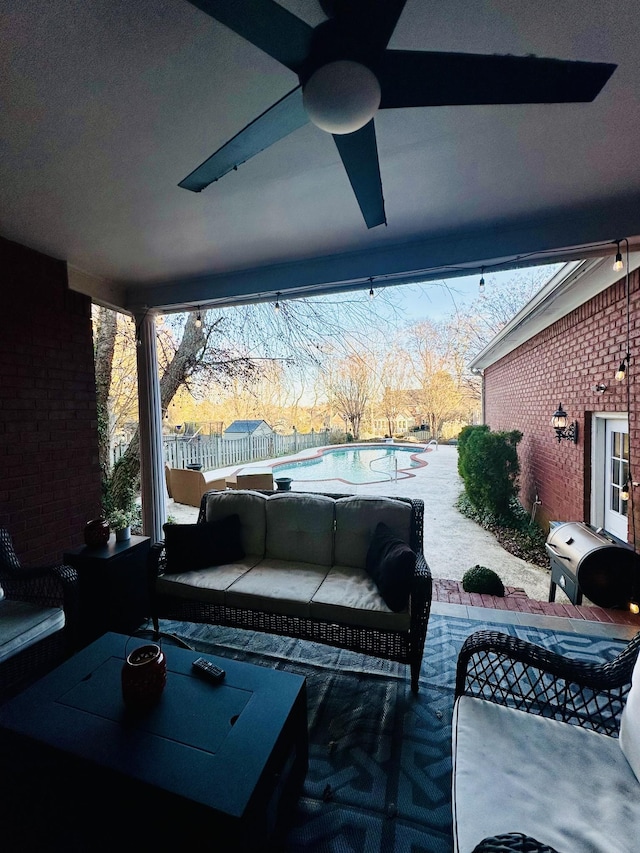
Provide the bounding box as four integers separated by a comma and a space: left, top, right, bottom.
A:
472, 834, 560, 853
0, 528, 79, 698
455, 629, 640, 736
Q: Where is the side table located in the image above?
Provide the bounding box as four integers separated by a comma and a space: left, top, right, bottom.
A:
64, 535, 151, 645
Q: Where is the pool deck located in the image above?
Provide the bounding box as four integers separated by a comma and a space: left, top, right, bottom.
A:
166, 442, 640, 641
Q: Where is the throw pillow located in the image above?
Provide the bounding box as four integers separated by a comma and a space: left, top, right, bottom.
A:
620, 653, 640, 784
365, 521, 415, 612
163, 514, 244, 574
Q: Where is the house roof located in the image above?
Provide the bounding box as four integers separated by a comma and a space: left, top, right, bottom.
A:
469, 253, 640, 371
3, 2, 640, 314
224, 419, 271, 434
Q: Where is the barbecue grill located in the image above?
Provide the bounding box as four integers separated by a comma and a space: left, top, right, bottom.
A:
545, 521, 640, 607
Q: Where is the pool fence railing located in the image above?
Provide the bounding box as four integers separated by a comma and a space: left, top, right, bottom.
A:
112, 428, 331, 472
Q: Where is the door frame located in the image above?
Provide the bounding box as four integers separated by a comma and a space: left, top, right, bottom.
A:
590, 412, 629, 539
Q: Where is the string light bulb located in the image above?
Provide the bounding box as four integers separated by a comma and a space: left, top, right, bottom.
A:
275, 293, 280, 313
615, 356, 628, 382
613, 241, 624, 272
630, 599, 640, 615
195, 307, 202, 328
621, 480, 630, 502
479, 267, 485, 295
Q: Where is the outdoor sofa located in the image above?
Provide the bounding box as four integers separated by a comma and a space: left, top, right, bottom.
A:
149, 489, 432, 691
453, 629, 640, 853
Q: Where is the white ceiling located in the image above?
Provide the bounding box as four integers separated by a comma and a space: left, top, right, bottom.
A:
3, 0, 640, 314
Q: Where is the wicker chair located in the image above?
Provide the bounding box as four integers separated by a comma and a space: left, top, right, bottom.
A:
454, 630, 640, 853
472, 834, 560, 853
0, 528, 79, 699
455, 629, 640, 735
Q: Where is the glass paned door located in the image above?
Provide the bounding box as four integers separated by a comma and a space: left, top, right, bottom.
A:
604, 419, 629, 540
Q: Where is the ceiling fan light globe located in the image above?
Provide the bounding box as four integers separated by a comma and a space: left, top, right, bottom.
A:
303, 60, 381, 135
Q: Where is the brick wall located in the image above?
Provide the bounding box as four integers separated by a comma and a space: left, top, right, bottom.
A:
0, 236, 101, 564
483, 269, 639, 542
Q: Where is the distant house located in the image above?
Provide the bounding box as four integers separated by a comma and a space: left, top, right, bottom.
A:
370, 413, 414, 435
222, 419, 274, 441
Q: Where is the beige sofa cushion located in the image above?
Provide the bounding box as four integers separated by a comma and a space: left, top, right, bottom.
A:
156, 556, 261, 605
225, 558, 328, 617
620, 654, 640, 783
334, 496, 412, 569
452, 695, 640, 853
310, 565, 410, 631
203, 490, 267, 556
265, 492, 335, 567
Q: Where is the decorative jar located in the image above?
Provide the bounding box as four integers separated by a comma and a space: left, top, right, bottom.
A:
121, 643, 167, 710
84, 517, 110, 547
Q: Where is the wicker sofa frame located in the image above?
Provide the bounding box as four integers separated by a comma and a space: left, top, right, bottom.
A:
455, 629, 640, 735
1, 528, 79, 700
149, 490, 432, 692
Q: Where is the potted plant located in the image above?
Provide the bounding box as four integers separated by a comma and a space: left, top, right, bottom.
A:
108, 509, 133, 542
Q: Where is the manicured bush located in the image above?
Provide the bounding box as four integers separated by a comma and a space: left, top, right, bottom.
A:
457, 426, 522, 518
462, 565, 505, 597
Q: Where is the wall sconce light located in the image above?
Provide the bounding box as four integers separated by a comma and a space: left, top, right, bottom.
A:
592, 383, 608, 393
551, 403, 578, 443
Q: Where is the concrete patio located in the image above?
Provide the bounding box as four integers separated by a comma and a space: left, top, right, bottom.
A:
165, 443, 640, 642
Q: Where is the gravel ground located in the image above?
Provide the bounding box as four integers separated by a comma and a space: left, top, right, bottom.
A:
165, 443, 552, 602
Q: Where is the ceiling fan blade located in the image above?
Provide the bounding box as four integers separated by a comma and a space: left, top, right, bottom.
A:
325, 0, 407, 53
377, 50, 617, 108
333, 121, 386, 229
187, 0, 313, 73
179, 87, 308, 193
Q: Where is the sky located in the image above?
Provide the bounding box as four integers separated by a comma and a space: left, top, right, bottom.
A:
378, 263, 563, 324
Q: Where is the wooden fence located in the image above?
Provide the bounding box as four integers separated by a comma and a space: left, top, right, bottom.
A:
112, 429, 331, 471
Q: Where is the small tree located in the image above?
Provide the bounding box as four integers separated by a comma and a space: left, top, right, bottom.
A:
458, 427, 522, 518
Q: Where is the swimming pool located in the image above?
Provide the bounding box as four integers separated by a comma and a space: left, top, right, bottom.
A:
272, 444, 428, 485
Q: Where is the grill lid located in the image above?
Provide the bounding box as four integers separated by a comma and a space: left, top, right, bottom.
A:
546, 521, 639, 608
546, 522, 617, 569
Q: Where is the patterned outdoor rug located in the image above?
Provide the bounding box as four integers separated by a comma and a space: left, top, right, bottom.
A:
152, 615, 628, 853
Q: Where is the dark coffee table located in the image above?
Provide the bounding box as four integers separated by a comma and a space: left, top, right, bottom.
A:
0, 633, 308, 851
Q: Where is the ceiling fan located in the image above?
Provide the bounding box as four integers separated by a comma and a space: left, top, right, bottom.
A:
179, 0, 616, 229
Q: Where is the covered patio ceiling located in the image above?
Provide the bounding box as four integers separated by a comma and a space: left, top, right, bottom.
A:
3, 0, 640, 314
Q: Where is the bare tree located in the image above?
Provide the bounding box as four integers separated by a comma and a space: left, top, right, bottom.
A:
324, 354, 375, 440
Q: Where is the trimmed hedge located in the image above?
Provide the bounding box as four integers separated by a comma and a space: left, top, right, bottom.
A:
457, 425, 522, 518
462, 565, 505, 597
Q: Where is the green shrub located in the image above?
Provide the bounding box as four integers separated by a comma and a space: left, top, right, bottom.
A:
458, 426, 522, 518
457, 424, 489, 481
462, 565, 505, 597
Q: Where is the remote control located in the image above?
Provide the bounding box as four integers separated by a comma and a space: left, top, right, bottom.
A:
192, 657, 225, 683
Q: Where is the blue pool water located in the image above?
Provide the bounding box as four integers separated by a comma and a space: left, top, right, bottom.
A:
272, 445, 425, 485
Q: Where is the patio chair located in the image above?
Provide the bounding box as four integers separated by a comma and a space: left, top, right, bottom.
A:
0, 528, 79, 699
453, 630, 640, 852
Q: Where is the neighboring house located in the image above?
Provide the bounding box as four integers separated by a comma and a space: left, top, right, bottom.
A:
370, 413, 414, 435
222, 420, 274, 441
469, 255, 640, 546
